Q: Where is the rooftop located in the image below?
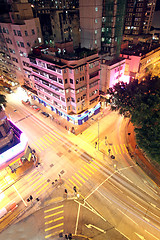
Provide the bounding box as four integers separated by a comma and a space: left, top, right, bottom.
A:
121, 43, 160, 56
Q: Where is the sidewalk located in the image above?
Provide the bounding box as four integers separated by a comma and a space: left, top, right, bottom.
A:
126, 121, 160, 187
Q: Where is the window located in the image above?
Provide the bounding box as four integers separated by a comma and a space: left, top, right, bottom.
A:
71, 97, 75, 102
57, 68, 62, 74
65, 79, 67, 84
70, 79, 73, 84
13, 30, 17, 35
95, 19, 98, 23
17, 30, 22, 36
25, 30, 28, 36
27, 42, 30, 47
95, 40, 97, 44
95, 30, 97, 34
102, 28, 105, 32
102, 37, 105, 42
17, 41, 20, 47
69, 69, 72, 73
95, 7, 98, 11
20, 42, 25, 47
32, 29, 35, 35
47, 64, 56, 71
58, 78, 63, 84
76, 79, 79, 84
61, 97, 65, 102
67, 97, 70, 102
49, 74, 57, 81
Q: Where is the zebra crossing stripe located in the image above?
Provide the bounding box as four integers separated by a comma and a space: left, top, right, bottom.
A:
43, 136, 53, 144
37, 139, 48, 148
87, 164, 97, 171
81, 168, 91, 177
83, 165, 94, 174
78, 171, 88, 180
72, 176, 82, 186
32, 143, 41, 152
117, 145, 121, 154
75, 173, 85, 182
34, 141, 44, 150
69, 179, 79, 189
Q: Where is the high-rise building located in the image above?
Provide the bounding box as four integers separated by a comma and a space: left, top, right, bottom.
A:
29, 0, 80, 48
0, 0, 43, 87
123, 0, 157, 36
79, 0, 126, 57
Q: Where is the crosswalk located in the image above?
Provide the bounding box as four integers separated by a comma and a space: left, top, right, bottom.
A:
81, 130, 128, 156
44, 204, 64, 239
31, 130, 63, 153
0, 173, 15, 191
63, 159, 100, 196
25, 169, 51, 197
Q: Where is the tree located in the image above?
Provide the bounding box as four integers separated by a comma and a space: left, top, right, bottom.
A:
0, 94, 7, 111
107, 76, 160, 163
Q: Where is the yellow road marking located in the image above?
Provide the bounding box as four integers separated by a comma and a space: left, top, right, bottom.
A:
69, 179, 79, 189
27, 172, 39, 181
83, 165, 94, 174
72, 176, 82, 186
37, 139, 47, 148
40, 137, 50, 146
34, 141, 44, 150
123, 144, 128, 152
78, 171, 88, 180
29, 175, 41, 184
64, 183, 72, 192
32, 143, 41, 153
25, 169, 37, 179
113, 145, 117, 155
117, 145, 121, 154
44, 136, 54, 144
36, 182, 50, 194
87, 163, 97, 171
120, 144, 125, 153
52, 130, 63, 138
44, 205, 64, 213
91, 161, 100, 169
48, 132, 58, 140
34, 180, 47, 191
45, 223, 64, 232
75, 173, 85, 183
44, 210, 64, 219
45, 230, 63, 239
81, 168, 91, 177
45, 216, 64, 225
32, 177, 45, 187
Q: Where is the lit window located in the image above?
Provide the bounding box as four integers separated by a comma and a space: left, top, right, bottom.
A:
95, 30, 97, 34
102, 28, 105, 32
102, 37, 105, 42
95, 40, 97, 44
95, 19, 98, 23
95, 7, 98, 11
38, 38, 41, 43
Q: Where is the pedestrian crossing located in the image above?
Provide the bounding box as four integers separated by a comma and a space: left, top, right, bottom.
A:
44, 204, 64, 239
25, 169, 51, 198
31, 130, 63, 153
63, 159, 100, 196
0, 173, 15, 191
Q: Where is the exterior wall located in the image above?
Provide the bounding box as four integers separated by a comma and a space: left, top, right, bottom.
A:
29, 50, 100, 116
120, 53, 141, 78
79, 0, 103, 50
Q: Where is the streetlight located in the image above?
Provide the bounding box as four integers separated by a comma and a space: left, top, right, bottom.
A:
91, 118, 99, 150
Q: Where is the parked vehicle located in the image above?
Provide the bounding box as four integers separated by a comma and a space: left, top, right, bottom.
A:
0, 202, 18, 219
21, 99, 30, 105
30, 104, 40, 111
41, 111, 49, 117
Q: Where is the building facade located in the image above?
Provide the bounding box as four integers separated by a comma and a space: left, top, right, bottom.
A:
29, 42, 100, 125
0, 1, 43, 87
123, 0, 157, 36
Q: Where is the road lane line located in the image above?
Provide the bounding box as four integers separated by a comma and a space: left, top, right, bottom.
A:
75, 173, 85, 183
118, 208, 138, 225
44, 205, 64, 213
34, 141, 44, 150
12, 185, 27, 206
78, 171, 88, 180
32, 143, 41, 153
113, 145, 118, 155
83, 165, 94, 174
72, 176, 82, 186
69, 179, 79, 189
44, 210, 64, 219
45, 216, 64, 225
45, 230, 63, 239
36, 182, 50, 194
117, 145, 121, 154
145, 230, 159, 240
81, 168, 91, 177
108, 181, 123, 193
45, 223, 64, 232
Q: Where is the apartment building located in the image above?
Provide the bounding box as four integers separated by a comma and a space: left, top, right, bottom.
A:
124, 0, 157, 36
0, 0, 43, 87
29, 41, 100, 125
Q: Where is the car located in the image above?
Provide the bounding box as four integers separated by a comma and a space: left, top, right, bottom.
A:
41, 111, 49, 117
110, 155, 115, 159
21, 99, 30, 105
30, 105, 40, 111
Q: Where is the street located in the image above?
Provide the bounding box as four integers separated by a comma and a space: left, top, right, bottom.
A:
0, 92, 160, 240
